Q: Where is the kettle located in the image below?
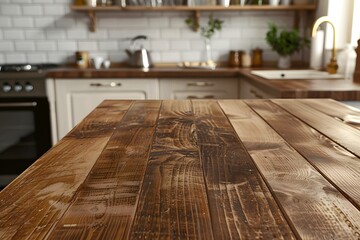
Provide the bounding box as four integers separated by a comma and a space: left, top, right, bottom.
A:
126, 35, 153, 69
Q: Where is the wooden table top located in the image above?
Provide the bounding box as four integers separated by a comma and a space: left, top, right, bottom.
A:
1, 99, 360, 239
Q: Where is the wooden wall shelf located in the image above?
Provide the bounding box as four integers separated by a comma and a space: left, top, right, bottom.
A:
71, 4, 317, 32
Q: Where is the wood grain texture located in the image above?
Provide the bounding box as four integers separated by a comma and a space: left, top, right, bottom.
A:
46, 101, 160, 239
0, 100, 131, 240
298, 99, 360, 130
130, 100, 214, 239
192, 100, 295, 240
220, 100, 360, 239
246, 99, 360, 209
3, 99, 360, 239
273, 99, 360, 157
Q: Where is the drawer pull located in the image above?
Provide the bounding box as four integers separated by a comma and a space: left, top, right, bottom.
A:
187, 82, 214, 87
187, 95, 215, 99
90, 82, 122, 87
250, 89, 263, 99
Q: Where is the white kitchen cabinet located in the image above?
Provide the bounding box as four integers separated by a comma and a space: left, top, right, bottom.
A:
159, 78, 238, 99
51, 78, 158, 141
239, 78, 276, 99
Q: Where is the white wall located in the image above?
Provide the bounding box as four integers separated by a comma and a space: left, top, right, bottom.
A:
0, 0, 301, 64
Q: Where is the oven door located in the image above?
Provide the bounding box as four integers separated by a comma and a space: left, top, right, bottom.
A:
0, 98, 52, 188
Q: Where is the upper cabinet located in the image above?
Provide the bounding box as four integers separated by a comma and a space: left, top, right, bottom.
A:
70, 3, 317, 32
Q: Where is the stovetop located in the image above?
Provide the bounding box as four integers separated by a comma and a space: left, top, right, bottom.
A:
0, 63, 59, 97
0, 63, 59, 72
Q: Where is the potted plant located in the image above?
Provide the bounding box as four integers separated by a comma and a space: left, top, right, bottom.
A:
266, 23, 309, 69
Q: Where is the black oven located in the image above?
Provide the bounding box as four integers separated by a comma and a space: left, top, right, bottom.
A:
0, 64, 56, 189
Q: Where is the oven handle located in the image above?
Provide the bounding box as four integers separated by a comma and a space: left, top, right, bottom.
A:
0, 102, 37, 108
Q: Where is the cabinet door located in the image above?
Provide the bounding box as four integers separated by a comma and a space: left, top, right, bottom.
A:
55, 79, 158, 140
240, 78, 275, 99
159, 78, 238, 99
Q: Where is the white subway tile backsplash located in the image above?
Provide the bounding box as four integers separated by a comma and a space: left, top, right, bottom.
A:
180, 29, 200, 39
189, 39, 206, 51
161, 29, 181, 39
149, 18, 170, 28
22, 5, 43, 16
0, 17, 12, 28
36, 41, 57, 51
15, 41, 36, 51
58, 41, 77, 51
170, 17, 188, 28
88, 30, 108, 40
170, 40, 190, 50
25, 30, 46, 40
46, 29, 66, 39
0, 41, 14, 51
211, 39, 230, 51
181, 51, 202, 62
108, 52, 128, 62
77, 41, 98, 51
67, 29, 87, 39
3, 30, 24, 40
108, 30, 127, 39
33, 0, 55, 2
160, 51, 181, 62
12, 0, 32, 3
220, 28, 241, 38
99, 41, 118, 51
150, 40, 170, 51
13, 18, 34, 28
35, 17, 55, 28
5, 53, 26, 63
27, 53, 47, 63
116, 18, 149, 28
47, 52, 70, 63
229, 16, 250, 27
0, 2, 303, 64
1, 5, 21, 16
241, 28, 269, 39
55, 18, 76, 28
43, 5, 65, 16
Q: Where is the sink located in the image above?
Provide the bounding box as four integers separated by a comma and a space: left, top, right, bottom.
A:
251, 70, 344, 80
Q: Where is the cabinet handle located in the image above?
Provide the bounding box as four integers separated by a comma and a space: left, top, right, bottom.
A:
187, 82, 214, 87
250, 89, 263, 99
90, 82, 122, 87
187, 95, 215, 99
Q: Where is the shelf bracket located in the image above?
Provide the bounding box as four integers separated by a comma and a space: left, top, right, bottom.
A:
193, 10, 200, 32
88, 11, 96, 32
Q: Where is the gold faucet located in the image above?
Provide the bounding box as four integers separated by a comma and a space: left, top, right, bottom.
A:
312, 16, 338, 74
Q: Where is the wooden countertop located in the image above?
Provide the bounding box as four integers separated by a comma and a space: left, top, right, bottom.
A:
1, 99, 360, 239
46, 67, 239, 78
240, 69, 360, 100
46, 67, 360, 100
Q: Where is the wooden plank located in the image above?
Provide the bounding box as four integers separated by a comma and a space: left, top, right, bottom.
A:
0, 100, 131, 240
193, 100, 295, 239
273, 99, 360, 157
299, 99, 360, 130
220, 100, 360, 239
66, 100, 132, 138
46, 101, 161, 239
246, 99, 360, 208
130, 100, 214, 239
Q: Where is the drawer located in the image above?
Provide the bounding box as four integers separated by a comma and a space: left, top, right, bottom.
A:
159, 78, 238, 99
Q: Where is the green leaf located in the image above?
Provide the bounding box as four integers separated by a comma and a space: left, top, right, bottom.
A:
265, 23, 309, 56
